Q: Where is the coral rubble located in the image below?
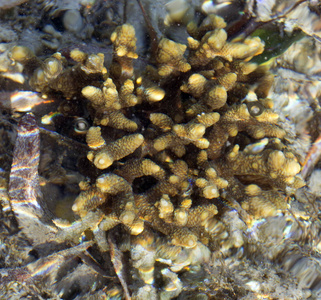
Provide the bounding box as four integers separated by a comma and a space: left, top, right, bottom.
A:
0, 1, 317, 299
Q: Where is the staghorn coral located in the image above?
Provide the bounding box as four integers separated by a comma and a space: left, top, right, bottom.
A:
24, 48, 106, 98
56, 20, 302, 293
150, 112, 218, 157
242, 184, 287, 218
206, 102, 286, 159
87, 133, 144, 169
1, 7, 309, 299
80, 26, 165, 129
186, 13, 264, 66
156, 37, 191, 76
109, 23, 138, 82
72, 173, 144, 236
82, 78, 140, 130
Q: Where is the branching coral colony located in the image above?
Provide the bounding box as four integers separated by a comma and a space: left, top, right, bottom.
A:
7, 12, 305, 298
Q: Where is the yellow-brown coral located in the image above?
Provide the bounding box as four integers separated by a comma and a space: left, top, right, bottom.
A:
110, 23, 138, 82
156, 38, 191, 76
87, 133, 144, 169
9, 11, 307, 296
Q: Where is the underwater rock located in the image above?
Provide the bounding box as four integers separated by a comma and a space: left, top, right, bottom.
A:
0, 0, 27, 9
8, 113, 57, 245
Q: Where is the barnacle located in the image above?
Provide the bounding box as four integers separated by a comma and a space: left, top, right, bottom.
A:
0, 44, 26, 84
9, 45, 35, 64
164, 0, 194, 26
